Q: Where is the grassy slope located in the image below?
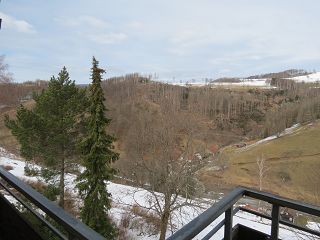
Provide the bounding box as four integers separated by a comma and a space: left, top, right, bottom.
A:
200, 121, 320, 204
0, 108, 18, 154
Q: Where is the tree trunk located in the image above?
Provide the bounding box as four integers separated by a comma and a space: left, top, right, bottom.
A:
58, 156, 65, 208
159, 206, 170, 240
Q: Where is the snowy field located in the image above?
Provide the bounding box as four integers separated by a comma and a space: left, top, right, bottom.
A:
289, 72, 320, 83
169, 72, 320, 88
211, 78, 273, 88
0, 147, 318, 239
170, 78, 274, 88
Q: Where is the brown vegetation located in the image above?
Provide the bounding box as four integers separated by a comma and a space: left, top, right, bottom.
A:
0, 55, 13, 84
64, 190, 78, 216
130, 204, 161, 233
101, 74, 320, 170
24, 179, 78, 216
24, 179, 46, 193
199, 121, 320, 204
1, 74, 320, 206
0, 164, 13, 171
0, 81, 47, 110
117, 213, 135, 240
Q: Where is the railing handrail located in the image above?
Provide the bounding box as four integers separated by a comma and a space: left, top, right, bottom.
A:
167, 188, 245, 240
0, 167, 105, 240
242, 187, 320, 216
168, 186, 320, 240
2, 165, 318, 240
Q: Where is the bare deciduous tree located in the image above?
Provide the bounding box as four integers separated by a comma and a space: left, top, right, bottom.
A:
256, 154, 268, 191
126, 105, 207, 240
0, 55, 13, 83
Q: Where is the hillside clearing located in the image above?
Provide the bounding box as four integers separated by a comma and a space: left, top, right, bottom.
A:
200, 121, 320, 205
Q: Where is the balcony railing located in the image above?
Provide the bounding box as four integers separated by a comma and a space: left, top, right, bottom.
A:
0, 166, 105, 240
168, 187, 320, 240
1, 165, 319, 240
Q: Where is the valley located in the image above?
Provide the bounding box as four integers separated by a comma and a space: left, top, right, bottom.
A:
2, 2, 320, 239
0, 147, 317, 240
1, 70, 320, 206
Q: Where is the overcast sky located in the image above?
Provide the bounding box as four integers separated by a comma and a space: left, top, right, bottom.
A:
1, 0, 320, 83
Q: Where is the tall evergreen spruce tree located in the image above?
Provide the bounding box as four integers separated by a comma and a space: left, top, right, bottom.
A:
5, 67, 87, 208
76, 57, 118, 239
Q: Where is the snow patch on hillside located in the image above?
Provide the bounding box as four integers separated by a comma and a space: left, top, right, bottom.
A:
170, 78, 275, 88
0, 156, 39, 182
0, 147, 20, 159
211, 78, 274, 88
239, 124, 300, 152
290, 72, 320, 83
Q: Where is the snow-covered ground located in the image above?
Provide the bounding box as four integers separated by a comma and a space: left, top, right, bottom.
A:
168, 72, 320, 88
289, 72, 320, 83
170, 82, 207, 87
238, 123, 301, 152
211, 78, 274, 88
170, 78, 275, 88
0, 147, 318, 239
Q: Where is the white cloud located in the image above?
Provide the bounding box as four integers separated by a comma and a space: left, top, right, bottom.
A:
56, 15, 109, 29
2, 1, 320, 83
127, 21, 143, 29
171, 30, 197, 44
0, 12, 35, 33
167, 47, 187, 56
89, 32, 127, 44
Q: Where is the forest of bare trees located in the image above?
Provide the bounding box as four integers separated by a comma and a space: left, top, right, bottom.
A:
0, 56, 48, 109
3, 71, 319, 170
103, 74, 320, 140
0, 55, 13, 84
0, 81, 47, 110
97, 74, 320, 237
2, 70, 320, 238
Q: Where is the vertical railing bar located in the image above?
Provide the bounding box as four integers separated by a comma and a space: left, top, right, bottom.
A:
224, 207, 233, 240
271, 204, 280, 240
0, 181, 67, 240
0, 168, 105, 240
201, 219, 225, 240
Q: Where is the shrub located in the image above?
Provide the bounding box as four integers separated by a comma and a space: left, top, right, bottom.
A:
24, 180, 46, 193
40, 168, 57, 182
130, 204, 161, 233
117, 213, 135, 240
0, 164, 13, 171
119, 212, 131, 229
24, 164, 39, 176
43, 184, 59, 201
64, 191, 78, 216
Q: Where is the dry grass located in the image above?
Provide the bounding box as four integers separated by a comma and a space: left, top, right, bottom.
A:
24, 179, 46, 193
200, 121, 320, 204
130, 204, 161, 233
0, 164, 13, 171
64, 190, 78, 216
117, 213, 135, 240
23, 179, 79, 217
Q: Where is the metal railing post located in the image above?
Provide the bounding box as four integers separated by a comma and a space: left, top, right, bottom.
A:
271, 204, 280, 240
224, 207, 233, 240
168, 187, 320, 240
0, 167, 105, 240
